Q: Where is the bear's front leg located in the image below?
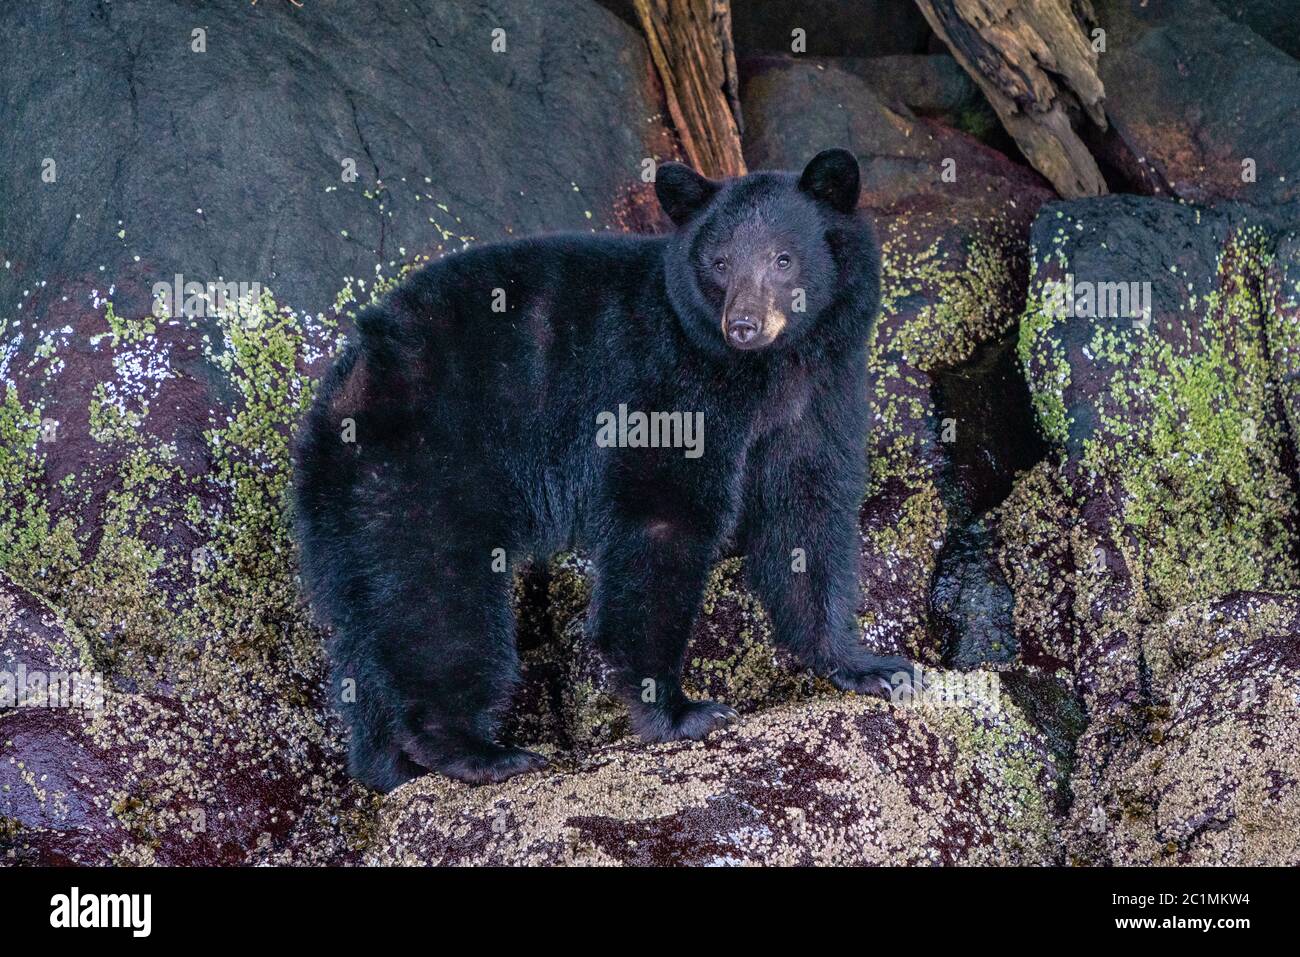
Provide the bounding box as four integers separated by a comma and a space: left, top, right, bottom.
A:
590, 500, 738, 743
742, 422, 921, 699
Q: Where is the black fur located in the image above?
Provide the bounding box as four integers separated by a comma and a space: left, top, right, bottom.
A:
294, 150, 918, 792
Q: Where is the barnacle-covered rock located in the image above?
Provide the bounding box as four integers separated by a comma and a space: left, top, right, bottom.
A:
371, 686, 1062, 866
1066, 593, 1300, 865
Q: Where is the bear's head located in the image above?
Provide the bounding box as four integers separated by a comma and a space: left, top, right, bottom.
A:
656, 148, 877, 358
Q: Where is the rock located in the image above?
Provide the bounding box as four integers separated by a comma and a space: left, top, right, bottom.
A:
0, 573, 376, 865
1263, 232, 1300, 444
0, 282, 378, 867
1003, 195, 1300, 864
730, 0, 933, 58
1092, 0, 1300, 216
369, 691, 1063, 866
742, 57, 1049, 213
834, 54, 1004, 145
1014, 195, 1300, 709
1211, 0, 1300, 61
0, 0, 677, 323
1067, 592, 1300, 865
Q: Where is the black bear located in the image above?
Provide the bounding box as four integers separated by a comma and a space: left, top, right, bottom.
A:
294, 149, 918, 791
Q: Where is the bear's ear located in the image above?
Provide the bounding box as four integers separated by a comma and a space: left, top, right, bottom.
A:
799, 148, 860, 214
655, 162, 720, 226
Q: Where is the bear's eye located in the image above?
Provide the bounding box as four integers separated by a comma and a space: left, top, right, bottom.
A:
713, 258, 728, 274
775, 254, 792, 269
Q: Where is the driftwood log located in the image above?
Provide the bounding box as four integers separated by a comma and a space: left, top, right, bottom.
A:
914, 0, 1108, 197
634, 0, 747, 179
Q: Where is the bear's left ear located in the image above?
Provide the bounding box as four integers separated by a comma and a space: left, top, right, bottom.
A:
799, 148, 860, 214
655, 162, 720, 226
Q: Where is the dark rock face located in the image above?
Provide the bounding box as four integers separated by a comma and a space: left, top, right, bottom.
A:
731, 0, 933, 58
1211, 0, 1300, 60
0, 0, 675, 323
1093, 0, 1300, 217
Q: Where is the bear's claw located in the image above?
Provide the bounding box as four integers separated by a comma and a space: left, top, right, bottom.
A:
825, 653, 922, 700
634, 698, 739, 743
419, 744, 549, 786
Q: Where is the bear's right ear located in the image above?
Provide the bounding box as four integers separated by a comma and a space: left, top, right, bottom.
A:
655, 162, 720, 226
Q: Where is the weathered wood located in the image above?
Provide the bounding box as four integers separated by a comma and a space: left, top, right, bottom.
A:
634, 0, 746, 179
914, 0, 1107, 198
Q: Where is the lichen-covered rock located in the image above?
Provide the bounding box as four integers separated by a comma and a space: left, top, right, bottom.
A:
1002, 195, 1300, 864
0, 296, 377, 865
1014, 195, 1300, 711
1066, 592, 1300, 865
369, 688, 1062, 866
1263, 232, 1300, 444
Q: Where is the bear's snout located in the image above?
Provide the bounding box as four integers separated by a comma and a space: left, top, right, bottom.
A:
722, 286, 780, 351
723, 295, 787, 351
725, 313, 760, 346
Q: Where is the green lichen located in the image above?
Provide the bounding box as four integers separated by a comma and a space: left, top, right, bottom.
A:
0, 388, 80, 583
1081, 229, 1297, 612
882, 232, 1020, 372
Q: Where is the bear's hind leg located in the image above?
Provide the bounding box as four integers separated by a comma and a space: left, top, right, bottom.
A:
372, 544, 547, 787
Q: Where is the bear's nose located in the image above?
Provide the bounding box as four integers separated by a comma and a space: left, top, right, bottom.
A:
726, 315, 760, 346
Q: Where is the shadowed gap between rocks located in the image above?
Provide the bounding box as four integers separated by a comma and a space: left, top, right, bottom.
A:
930, 329, 1047, 668
928, 329, 1086, 813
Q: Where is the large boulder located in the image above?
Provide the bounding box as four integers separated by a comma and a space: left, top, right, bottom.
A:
371, 690, 1063, 866
1002, 194, 1300, 863
0, 0, 676, 324
1093, 0, 1300, 217
1013, 195, 1299, 709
